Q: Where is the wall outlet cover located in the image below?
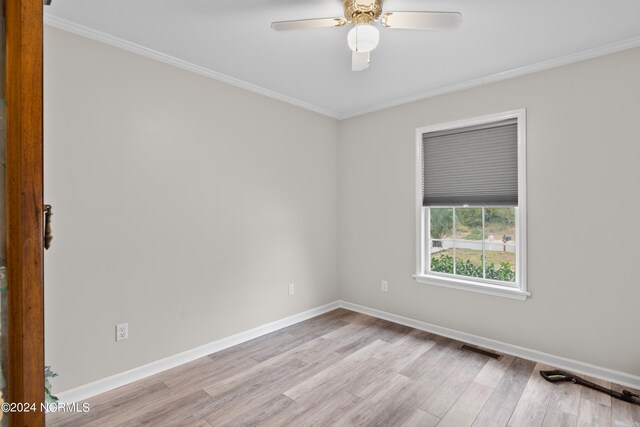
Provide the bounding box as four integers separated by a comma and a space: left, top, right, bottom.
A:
116, 323, 128, 342
381, 281, 389, 292
288, 283, 295, 295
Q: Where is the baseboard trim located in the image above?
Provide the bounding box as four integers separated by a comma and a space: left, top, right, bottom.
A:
57, 298, 639, 403
339, 300, 640, 389
56, 301, 340, 403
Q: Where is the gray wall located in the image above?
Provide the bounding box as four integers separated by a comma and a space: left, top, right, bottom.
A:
45, 25, 640, 392
338, 47, 640, 376
44, 27, 339, 391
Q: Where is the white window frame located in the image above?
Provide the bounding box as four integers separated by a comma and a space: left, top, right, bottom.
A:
414, 109, 529, 300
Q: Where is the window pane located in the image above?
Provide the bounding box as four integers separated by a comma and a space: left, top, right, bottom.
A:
484, 208, 516, 243
453, 248, 483, 278
484, 208, 516, 282
484, 249, 516, 282
430, 240, 454, 274
456, 207, 483, 240
454, 208, 483, 278
427, 207, 518, 283
429, 208, 453, 240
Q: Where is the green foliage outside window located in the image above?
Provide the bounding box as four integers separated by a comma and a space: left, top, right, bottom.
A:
466, 227, 483, 240
484, 208, 515, 226
430, 207, 515, 240
455, 207, 483, 229
431, 254, 515, 282
430, 208, 452, 239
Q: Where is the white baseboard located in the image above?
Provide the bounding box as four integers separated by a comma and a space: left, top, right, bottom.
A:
58, 298, 639, 403
339, 300, 640, 389
56, 301, 340, 403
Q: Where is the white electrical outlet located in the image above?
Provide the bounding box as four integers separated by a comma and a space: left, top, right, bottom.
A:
381, 281, 389, 292
116, 323, 128, 342
288, 283, 295, 296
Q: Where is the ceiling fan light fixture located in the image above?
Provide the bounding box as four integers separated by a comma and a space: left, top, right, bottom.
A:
271, 0, 462, 70
347, 23, 380, 53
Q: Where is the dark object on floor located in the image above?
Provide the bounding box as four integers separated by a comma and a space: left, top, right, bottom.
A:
460, 344, 501, 360
540, 370, 640, 405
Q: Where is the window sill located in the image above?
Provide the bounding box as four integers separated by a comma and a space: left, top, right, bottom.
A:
413, 274, 529, 300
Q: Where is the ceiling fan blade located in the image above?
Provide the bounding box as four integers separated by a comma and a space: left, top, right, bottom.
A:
380, 11, 461, 30
271, 17, 347, 31
352, 51, 370, 72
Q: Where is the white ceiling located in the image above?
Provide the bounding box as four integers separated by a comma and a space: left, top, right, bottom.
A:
44, 0, 640, 118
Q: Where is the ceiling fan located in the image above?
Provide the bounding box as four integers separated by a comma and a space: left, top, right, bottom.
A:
271, 0, 461, 71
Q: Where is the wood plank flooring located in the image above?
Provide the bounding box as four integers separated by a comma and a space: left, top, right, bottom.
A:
47, 309, 640, 427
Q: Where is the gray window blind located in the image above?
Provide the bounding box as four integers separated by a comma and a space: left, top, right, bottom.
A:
422, 118, 518, 206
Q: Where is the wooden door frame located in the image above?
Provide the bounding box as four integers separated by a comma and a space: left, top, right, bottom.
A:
5, 0, 45, 425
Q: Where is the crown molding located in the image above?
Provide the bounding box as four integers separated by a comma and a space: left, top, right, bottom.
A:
43, 14, 341, 119
340, 35, 640, 119
45, 14, 640, 121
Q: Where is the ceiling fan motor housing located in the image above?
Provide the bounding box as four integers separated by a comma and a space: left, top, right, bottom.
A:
343, 0, 383, 25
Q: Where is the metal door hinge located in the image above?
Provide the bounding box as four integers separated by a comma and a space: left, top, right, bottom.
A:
44, 204, 53, 250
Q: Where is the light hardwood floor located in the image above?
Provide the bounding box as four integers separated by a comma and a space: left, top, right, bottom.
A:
48, 309, 640, 426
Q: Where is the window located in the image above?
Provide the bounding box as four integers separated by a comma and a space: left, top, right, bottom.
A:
414, 110, 528, 300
